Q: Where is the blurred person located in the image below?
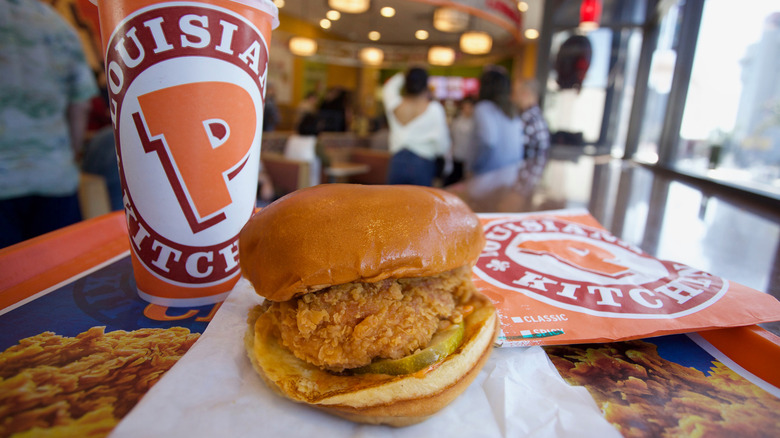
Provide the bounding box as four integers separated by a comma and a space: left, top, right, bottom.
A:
317, 87, 352, 132
514, 78, 550, 162
471, 67, 524, 175
284, 113, 329, 187
294, 91, 318, 127
383, 67, 451, 186
444, 96, 476, 186
263, 82, 280, 132
81, 126, 122, 212
257, 161, 275, 207
369, 111, 389, 151
0, 0, 99, 249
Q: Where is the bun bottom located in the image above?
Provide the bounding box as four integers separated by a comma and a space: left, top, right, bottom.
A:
245, 293, 498, 427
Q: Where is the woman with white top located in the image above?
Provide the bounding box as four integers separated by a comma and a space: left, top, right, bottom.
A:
445, 96, 476, 185
471, 67, 524, 175
383, 68, 451, 186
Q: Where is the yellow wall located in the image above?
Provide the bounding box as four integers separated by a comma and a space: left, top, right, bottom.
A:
276, 11, 360, 111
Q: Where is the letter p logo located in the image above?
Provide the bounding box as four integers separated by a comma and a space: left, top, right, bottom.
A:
133, 82, 257, 233
519, 240, 629, 276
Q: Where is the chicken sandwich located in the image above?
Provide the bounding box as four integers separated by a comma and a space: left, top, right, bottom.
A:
239, 184, 497, 426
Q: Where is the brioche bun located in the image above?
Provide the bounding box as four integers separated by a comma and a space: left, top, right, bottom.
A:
238, 184, 495, 426
238, 184, 485, 302
245, 293, 498, 426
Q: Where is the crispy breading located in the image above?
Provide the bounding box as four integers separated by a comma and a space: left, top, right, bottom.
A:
263, 266, 475, 372
0, 327, 199, 438
545, 340, 780, 438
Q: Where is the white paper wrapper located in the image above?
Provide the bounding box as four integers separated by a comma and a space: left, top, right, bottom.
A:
110, 279, 620, 438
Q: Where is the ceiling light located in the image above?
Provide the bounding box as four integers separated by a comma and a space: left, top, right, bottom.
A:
325, 10, 341, 21
517, 2, 528, 12
460, 31, 492, 55
328, 0, 370, 14
433, 7, 469, 33
273, 0, 285, 8
359, 47, 384, 65
288, 37, 317, 56
415, 30, 429, 40
428, 46, 455, 66
380, 7, 395, 17
524, 28, 540, 40
320, 19, 331, 29
368, 31, 380, 41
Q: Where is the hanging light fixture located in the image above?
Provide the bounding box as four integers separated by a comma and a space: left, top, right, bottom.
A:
433, 7, 469, 33
460, 31, 492, 55
359, 47, 384, 65
288, 36, 317, 56
428, 46, 455, 66
328, 0, 370, 14
579, 0, 602, 31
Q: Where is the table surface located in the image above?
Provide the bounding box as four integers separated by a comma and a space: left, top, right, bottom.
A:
2, 149, 780, 437
446, 151, 780, 335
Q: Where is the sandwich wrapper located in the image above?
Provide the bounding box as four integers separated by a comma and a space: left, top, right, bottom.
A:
110, 278, 620, 438
473, 209, 780, 346
110, 209, 780, 437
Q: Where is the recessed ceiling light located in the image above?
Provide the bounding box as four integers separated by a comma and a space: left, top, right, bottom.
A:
329, 0, 370, 14
273, 0, 285, 8
415, 30, 429, 40
524, 28, 539, 40
517, 2, 529, 12
320, 19, 331, 29
380, 7, 395, 17
368, 31, 381, 41
359, 47, 384, 65
428, 46, 455, 66
326, 10, 341, 21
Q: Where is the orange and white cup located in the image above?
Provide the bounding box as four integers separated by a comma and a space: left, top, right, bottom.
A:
91, 0, 278, 306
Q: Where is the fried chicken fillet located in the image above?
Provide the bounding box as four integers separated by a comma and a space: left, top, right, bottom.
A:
262, 266, 475, 372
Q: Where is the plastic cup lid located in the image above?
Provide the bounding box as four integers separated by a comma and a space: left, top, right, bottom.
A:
86, 0, 279, 28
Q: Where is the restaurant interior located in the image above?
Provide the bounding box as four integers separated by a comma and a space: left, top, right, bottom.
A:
53, 0, 779, 331
3, 1, 780, 436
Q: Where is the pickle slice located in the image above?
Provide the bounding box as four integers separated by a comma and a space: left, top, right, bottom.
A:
352, 322, 465, 375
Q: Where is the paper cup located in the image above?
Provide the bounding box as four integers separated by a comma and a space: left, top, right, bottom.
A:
92, 0, 278, 307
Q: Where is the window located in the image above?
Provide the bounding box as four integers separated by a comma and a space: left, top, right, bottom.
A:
676, 0, 780, 198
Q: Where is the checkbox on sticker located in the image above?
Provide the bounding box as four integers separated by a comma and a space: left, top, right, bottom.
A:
520, 330, 532, 337
511, 317, 523, 323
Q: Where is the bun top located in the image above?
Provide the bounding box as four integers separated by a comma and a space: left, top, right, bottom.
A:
238, 184, 485, 302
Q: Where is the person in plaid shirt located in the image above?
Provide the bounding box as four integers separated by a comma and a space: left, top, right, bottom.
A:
514, 79, 550, 162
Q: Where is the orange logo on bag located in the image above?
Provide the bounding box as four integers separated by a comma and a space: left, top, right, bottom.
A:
134, 82, 256, 233
475, 218, 727, 317
518, 240, 628, 276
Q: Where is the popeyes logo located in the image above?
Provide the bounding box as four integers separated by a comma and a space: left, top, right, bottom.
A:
105, 3, 267, 286
474, 218, 728, 318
